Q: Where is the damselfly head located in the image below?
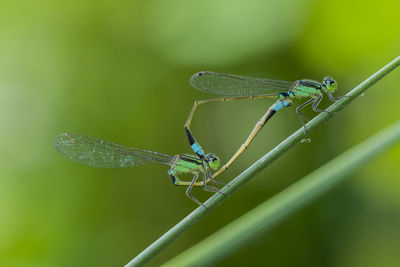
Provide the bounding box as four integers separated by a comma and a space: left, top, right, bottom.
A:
205, 153, 220, 169
322, 77, 337, 93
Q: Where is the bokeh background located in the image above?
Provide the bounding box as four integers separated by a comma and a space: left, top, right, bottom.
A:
1, 0, 400, 266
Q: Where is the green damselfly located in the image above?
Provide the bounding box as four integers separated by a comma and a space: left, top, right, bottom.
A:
185, 71, 341, 179
53, 133, 221, 206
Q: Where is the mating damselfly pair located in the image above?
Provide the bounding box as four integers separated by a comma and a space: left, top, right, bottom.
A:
54, 71, 341, 206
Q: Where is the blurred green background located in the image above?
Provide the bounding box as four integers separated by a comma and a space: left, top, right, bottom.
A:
1, 0, 400, 266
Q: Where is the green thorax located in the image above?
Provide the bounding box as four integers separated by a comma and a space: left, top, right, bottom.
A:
171, 154, 203, 173
291, 80, 324, 98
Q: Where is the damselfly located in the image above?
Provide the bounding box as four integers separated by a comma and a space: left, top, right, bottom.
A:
185, 71, 341, 179
53, 133, 220, 206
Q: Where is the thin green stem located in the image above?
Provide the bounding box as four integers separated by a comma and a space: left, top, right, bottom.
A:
164, 120, 400, 266
125, 56, 400, 267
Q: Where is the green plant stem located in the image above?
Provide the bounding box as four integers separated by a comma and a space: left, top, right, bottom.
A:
125, 56, 400, 267
164, 120, 400, 266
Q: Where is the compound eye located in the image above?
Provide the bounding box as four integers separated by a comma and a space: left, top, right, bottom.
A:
323, 77, 332, 84
206, 153, 220, 169
323, 77, 337, 92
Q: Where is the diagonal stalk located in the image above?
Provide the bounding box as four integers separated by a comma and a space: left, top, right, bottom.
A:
164, 120, 400, 266
125, 56, 400, 267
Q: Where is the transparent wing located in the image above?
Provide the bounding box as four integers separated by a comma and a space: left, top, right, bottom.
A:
53, 133, 173, 168
189, 71, 294, 97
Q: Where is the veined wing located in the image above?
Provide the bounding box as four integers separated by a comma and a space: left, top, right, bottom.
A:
53, 133, 173, 168
189, 71, 294, 97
